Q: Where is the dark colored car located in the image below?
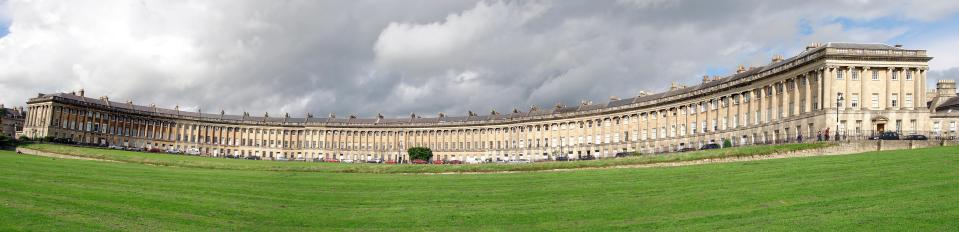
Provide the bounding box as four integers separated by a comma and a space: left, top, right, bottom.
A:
244, 156, 261, 160
870, 132, 900, 140
448, 160, 464, 164
903, 134, 928, 140
579, 155, 596, 160
412, 159, 428, 164
614, 152, 631, 158
555, 156, 569, 161
700, 144, 721, 150
678, 147, 696, 152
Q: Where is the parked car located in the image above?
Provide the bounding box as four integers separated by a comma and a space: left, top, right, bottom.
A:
108, 145, 124, 150
903, 134, 928, 140
433, 160, 445, 164
465, 158, 484, 164
448, 160, 464, 164
324, 159, 339, 163
412, 159, 428, 164
700, 144, 721, 150
366, 158, 383, 164
554, 156, 569, 161
275, 156, 289, 161
245, 156, 261, 160
294, 157, 307, 161
678, 147, 696, 152
579, 155, 596, 160
509, 159, 532, 164
869, 132, 900, 140
614, 152, 631, 158
341, 159, 354, 163
386, 160, 398, 164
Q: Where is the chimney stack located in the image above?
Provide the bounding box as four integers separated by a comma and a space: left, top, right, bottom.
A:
771, 55, 784, 63
894, 44, 903, 48
937, 80, 957, 98
79, 89, 85, 97
736, 65, 746, 74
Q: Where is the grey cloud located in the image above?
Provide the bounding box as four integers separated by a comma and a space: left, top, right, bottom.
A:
0, 0, 957, 118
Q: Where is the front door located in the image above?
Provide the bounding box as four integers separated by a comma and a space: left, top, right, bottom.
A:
877, 123, 885, 133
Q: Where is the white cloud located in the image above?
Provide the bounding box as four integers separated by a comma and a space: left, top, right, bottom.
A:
0, 0, 957, 118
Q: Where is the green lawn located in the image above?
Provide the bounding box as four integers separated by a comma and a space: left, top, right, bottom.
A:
21, 143, 833, 173
1, 146, 958, 231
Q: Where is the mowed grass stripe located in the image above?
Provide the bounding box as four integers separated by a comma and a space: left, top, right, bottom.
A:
22, 143, 833, 173
0, 146, 957, 231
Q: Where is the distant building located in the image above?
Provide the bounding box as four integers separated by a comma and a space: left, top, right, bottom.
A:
20, 42, 950, 161
1, 104, 26, 138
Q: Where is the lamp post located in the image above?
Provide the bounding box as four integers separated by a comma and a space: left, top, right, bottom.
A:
836, 92, 844, 141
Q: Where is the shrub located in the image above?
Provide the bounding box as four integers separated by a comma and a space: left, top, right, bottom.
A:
407, 147, 433, 161
18, 135, 30, 142
723, 139, 733, 148
0, 135, 10, 147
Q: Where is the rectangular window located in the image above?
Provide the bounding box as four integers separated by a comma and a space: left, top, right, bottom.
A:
906, 94, 913, 107
872, 70, 879, 80
837, 70, 844, 80
891, 93, 899, 108
851, 69, 859, 80
892, 71, 899, 80
906, 71, 913, 80
871, 94, 879, 109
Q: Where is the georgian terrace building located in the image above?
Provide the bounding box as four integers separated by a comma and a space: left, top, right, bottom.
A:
22, 42, 935, 161
1, 104, 26, 138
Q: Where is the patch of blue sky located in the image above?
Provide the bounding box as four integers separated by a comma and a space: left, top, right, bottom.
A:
831, 12, 959, 44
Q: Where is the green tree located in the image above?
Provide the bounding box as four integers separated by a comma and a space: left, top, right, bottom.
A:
407, 147, 433, 161
722, 139, 733, 148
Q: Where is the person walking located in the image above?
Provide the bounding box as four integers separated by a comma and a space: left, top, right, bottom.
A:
817, 130, 823, 141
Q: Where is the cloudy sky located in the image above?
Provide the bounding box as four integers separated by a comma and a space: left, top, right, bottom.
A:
1, 0, 958, 118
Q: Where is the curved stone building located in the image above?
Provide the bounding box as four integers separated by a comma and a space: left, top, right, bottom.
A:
22, 43, 941, 161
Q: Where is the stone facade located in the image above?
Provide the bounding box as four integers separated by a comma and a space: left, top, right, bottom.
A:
20, 43, 942, 161
1, 104, 26, 138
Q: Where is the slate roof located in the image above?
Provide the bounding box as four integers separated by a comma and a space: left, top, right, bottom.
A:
936, 96, 959, 111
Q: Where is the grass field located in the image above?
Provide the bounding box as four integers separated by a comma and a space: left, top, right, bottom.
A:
21, 143, 833, 173
1, 145, 958, 231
